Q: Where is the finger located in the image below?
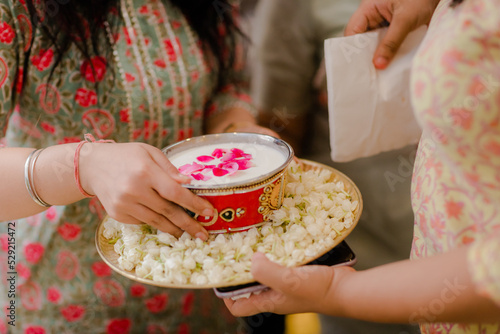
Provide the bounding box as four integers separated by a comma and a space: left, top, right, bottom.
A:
127, 203, 185, 236
152, 169, 215, 217
223, 289, 284, 317
373, 15, 414, 69
112, 214, 143, 226
145, 145, 192, 184
141, 191, 209, 240
251, 253, 305, 295
366, 10, 388, 31
148, 218, 184, 238
252, 253, 334, 300
137, 146, 213, 211
344, 8, 370, 36
132, 186, 207, 238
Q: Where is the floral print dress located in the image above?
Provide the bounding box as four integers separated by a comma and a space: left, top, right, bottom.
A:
411, 0, 500, 332
0, 0, 253, 333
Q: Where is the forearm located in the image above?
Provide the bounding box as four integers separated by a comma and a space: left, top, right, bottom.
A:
0, 144, 85, 220
204, 107, 256, 134
331, 246, 500, 323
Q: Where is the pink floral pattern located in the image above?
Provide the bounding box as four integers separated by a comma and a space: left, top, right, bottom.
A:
60, 305, 85, 322
411, 0, 500, 332
80, 56, 107, 83
0, 0, 251, 332
30, 49, 53, 71
23, 243, 44, 264
145, 293, 168, 314
46, 287, 62, 304
56, 222, 81, 241
106, 319, 131, 334
0, 21, 14, 44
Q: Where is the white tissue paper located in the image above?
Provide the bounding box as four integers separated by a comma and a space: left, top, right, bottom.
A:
324, 26, 427, 162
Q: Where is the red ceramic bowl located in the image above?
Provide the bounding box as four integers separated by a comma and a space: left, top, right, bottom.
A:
162, 133, 294, 233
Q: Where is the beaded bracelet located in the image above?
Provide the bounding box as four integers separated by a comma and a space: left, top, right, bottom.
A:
74, 134, 115, 198
24, 148, 52, 207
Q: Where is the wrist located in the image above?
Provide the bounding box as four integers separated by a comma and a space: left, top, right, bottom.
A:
75, 142, 98, 197
76, 135, 116, 198
321, 266, 357, 317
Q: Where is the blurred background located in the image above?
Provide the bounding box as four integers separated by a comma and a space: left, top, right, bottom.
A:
239, 1, 419, 333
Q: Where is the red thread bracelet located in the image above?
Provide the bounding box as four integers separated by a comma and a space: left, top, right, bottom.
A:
74, 134, 115, 198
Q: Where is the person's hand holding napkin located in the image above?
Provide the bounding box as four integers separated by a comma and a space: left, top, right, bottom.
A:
324, 26, 427, 162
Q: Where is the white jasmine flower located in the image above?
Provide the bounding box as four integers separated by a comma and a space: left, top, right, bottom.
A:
122, 233, 140, 247
114, 239, 124, 255
191, 272, 208, 285
157, 231, 177, 245
118, 257, 134, 271
203, 258, 216, 270
135, 265, 149, 278
103, 219, 121, 239
183, 257, 196, 270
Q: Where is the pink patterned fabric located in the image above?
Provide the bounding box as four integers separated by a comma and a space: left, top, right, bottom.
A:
411, 0, 500, 332
0, 0, 250, 332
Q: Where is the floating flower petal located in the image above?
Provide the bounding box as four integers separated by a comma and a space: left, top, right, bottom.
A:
212, 168, 229, 177
196, 155, 215, 163
178, 162, 204, 175
220, 152, 237, 162
231, 148, 252, 159
211, 148, 228, 159
234, 158, 254, 170
191, 173, 212, 181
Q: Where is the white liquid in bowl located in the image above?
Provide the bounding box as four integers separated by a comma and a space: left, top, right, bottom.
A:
169, 143, 287, 186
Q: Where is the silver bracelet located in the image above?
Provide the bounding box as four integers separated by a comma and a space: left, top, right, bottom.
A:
24, 149, 52, 207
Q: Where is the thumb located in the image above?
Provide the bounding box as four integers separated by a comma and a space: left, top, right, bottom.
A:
251, 253, 319, 297
145, 145, 192, 184
373, 16, 414, 69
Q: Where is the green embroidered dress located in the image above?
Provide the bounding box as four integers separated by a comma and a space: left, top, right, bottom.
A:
0, 0, 252, 332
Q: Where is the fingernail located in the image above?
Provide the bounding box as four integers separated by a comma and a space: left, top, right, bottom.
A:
177, 173, 191, 183
374, 56, 388, 69
195, 232, 208, 241
202, 208, 214, 216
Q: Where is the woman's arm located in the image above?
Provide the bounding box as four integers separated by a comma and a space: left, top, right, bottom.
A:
225, 246, 500, 323
0, 142, 213, 239
0, 145, 83, 219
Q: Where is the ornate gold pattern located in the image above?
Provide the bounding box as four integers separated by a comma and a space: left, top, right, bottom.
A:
191, 209, 218, 227
258, 173, 286, 219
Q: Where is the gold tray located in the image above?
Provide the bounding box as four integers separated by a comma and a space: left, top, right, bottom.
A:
95, 159, 363, 289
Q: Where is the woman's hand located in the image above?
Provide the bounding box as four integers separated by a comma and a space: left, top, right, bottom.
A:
345, 0, 439, 69
79, 142, 212, 239
225, 121, 280, 138
224, 252, 355, 316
